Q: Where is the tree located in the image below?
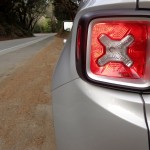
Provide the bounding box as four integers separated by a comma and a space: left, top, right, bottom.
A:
0, 0, 51, 33
14, 0, 51, 32
52, 0, 81, 21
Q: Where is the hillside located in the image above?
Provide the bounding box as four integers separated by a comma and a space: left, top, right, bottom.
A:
0, 13, 32, 41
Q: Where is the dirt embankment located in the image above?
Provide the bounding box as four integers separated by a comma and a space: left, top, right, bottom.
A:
0, 37, 64, 150
0, 13, 32, 41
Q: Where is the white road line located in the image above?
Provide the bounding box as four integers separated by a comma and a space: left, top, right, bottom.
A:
0, 35, 53, 56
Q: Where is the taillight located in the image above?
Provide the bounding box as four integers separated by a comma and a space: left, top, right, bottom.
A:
76, 17, 150, 91
90, 21, 147, 79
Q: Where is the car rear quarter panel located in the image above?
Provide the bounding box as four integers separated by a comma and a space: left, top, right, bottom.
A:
52, 1, 149, 150
52, 79, 149, 150
142, 94, 150, 132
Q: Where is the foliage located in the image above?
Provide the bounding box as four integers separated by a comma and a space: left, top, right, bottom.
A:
0, 0, 51, 34
52, 0, 81, 21
34, 18, 52, 33
15, 0, 50, 31
0, 0, 81, 37
49, 0, 81, 32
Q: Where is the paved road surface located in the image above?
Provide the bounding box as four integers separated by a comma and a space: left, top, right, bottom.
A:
0, 33, 56, 82
0, 36, 63, 150
0, 33, 56, 55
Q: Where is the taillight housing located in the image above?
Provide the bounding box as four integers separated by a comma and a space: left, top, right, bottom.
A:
76, 16, 150, 92
89, 21, 147, 79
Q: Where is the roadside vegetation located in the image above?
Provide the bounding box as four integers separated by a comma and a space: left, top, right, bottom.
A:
0, 0, 81, 40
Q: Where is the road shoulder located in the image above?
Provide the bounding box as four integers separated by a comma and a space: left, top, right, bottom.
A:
0, 36, 64, 150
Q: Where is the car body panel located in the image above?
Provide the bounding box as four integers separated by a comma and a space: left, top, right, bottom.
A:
139, 0, 150, 8
52, 79, 149, 150
52, 0, 150, 149
79, 0, 136, 10
139, 0, 150, 142
52, 37, 74, 90
142, 94, 150, 130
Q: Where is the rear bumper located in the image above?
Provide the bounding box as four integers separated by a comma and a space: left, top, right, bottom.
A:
52, 78, 149, 150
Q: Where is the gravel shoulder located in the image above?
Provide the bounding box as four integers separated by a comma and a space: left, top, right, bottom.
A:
0, 36, 64, 150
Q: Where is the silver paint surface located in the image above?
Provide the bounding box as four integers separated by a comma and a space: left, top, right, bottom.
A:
52, 0, 149, 150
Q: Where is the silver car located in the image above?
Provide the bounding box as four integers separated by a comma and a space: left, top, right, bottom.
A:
52, 0, 150, 150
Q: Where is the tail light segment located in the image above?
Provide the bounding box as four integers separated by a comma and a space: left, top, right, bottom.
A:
90, 21, 147, 79
76, 17, 150, 92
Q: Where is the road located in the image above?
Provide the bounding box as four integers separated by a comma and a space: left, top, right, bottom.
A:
0, 33, 56, 55
0, 33, 55, 82
0, 35, 64, 150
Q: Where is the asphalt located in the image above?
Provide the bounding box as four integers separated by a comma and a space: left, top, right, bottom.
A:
0, 33, 56, 82
0, 33, 56, 56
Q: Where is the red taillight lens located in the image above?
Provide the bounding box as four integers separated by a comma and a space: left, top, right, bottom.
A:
76, 17, 150, 90
77, 26, 82, 60
90, 21, 148, 79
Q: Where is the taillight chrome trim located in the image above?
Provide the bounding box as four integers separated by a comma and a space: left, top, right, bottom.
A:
86, 17, 150, 89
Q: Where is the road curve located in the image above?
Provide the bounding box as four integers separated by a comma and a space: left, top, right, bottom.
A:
0, 34, 56, 82
0, 33, 56, 56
